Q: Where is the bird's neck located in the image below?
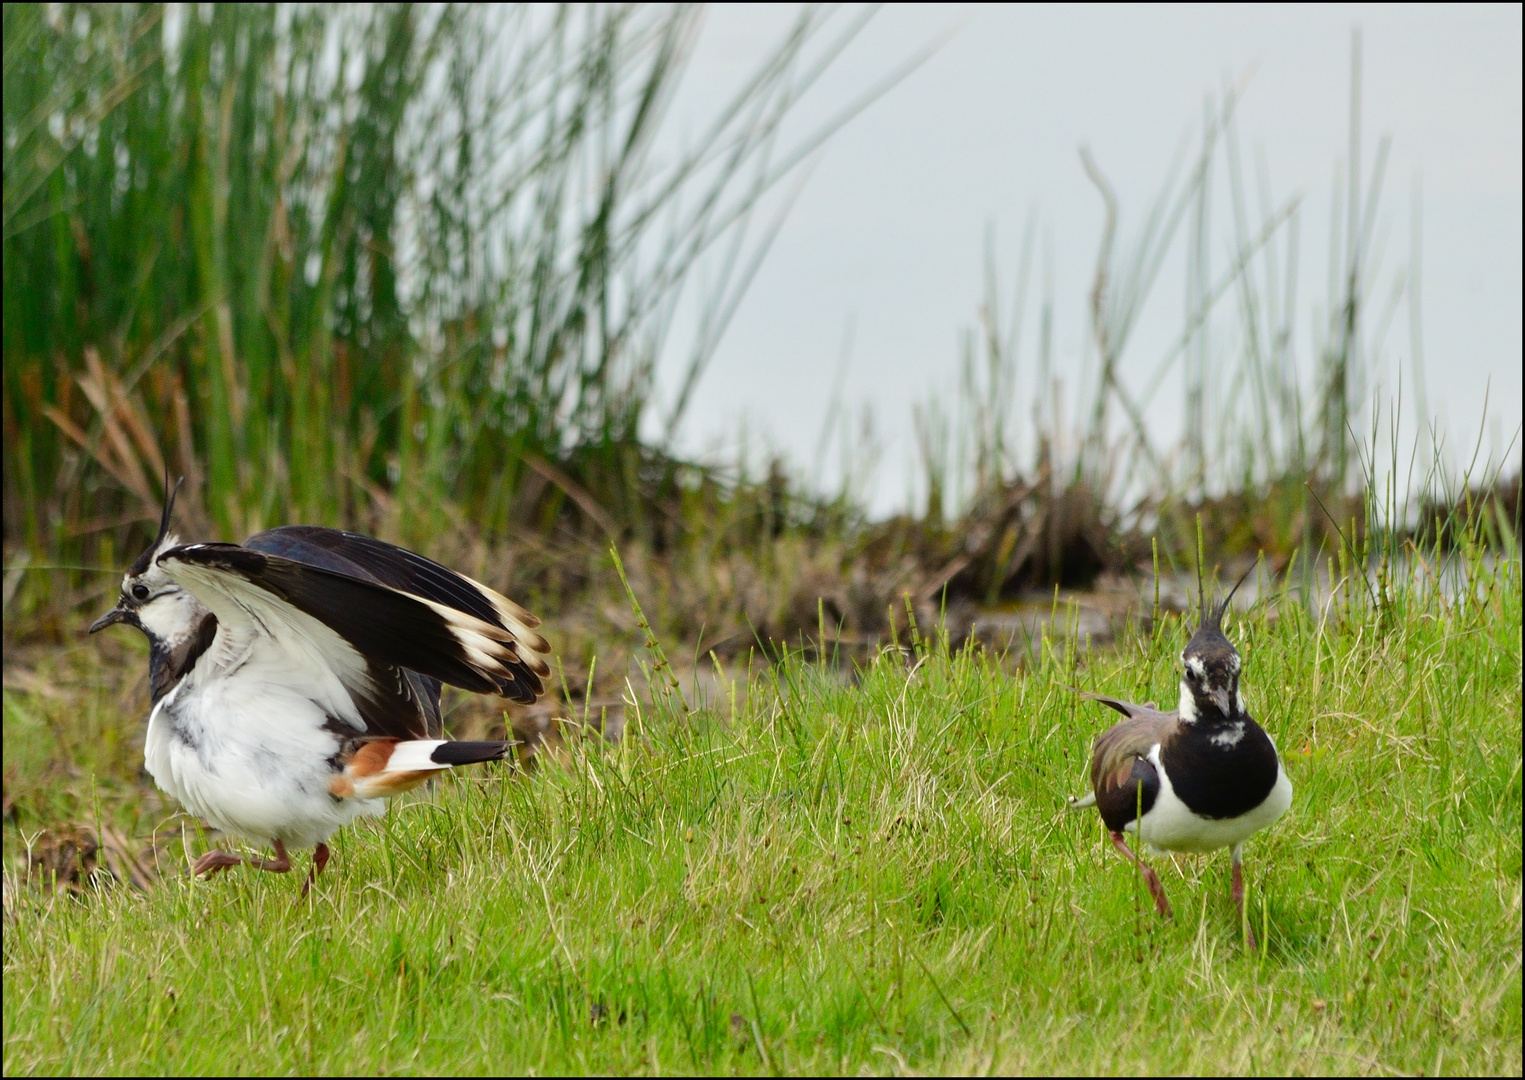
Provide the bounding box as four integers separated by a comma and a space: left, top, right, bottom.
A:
147, 612, 220, 703
1177, 679, 1247, 726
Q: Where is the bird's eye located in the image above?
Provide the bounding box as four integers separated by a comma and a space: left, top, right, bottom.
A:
131, 584, 150, 601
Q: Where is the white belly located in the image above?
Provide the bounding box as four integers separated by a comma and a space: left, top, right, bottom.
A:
145, 678, 382, 849
1127, 744, 1293, 854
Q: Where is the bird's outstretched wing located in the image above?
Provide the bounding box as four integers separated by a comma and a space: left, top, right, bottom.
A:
244, 527, 546, 650
240, 527, 552, 737
159, 540, 549, 741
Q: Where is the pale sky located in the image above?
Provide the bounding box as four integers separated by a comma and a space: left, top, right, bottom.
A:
651, 3, 1523, 515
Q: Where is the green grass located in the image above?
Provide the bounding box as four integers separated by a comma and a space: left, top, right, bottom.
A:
4, 559, 1520, 1074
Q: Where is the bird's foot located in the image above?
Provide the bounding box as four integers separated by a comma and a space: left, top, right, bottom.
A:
1142, 864, 1175, 920
194, 840, 293, 880
192, 850, 243, 878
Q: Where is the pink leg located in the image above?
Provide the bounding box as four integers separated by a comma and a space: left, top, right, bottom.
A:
1110, 830, 1173, 919
1231, 844, 1257, 950
301, 843, 330, 898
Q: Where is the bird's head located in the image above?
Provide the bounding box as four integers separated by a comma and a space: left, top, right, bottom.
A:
1177, 566, 1253, 724
89, 479, 205, 648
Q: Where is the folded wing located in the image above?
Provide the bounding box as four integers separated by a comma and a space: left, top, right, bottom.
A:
1088, 709, 1177, 832
1075, 690, 1158, 720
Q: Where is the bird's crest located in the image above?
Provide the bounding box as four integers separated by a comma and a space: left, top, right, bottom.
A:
127, 474, 185, 577
1188, 560, 1255, 652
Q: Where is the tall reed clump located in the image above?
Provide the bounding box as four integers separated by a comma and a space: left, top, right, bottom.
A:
898, 29, 1518, 609
3, 2, 892, 630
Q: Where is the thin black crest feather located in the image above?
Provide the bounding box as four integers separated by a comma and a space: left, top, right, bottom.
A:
129, 475, 185, 577
1214, 562, 1257, 628
158, 474, 183, 547
1198, 561, 1256, 637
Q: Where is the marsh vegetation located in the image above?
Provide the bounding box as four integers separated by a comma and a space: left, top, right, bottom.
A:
3, 4, 1520, 1074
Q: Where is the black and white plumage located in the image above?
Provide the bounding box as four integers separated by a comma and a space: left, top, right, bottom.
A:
89, 482, 551, 892
1067, 569, 1291, 945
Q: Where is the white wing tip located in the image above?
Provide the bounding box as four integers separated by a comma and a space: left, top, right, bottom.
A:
516, 650, 552, 678
459, 572, 540, 624
439, 575, 551, 658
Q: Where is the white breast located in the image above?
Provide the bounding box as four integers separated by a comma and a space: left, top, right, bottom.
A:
144, 640, 382, 849
1126, 743, 1293, 854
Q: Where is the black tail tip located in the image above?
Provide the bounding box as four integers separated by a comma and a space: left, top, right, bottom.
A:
429, 740, 512, 766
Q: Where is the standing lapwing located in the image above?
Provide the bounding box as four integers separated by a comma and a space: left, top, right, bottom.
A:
1067, 567, 1291, 945
89, 481, 551, 894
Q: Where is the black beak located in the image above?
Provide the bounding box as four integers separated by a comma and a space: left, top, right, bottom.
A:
89, 602, 131, 634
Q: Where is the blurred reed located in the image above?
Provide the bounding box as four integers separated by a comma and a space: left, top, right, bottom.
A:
894, 29, 1519, 610
3, 2, 888, 614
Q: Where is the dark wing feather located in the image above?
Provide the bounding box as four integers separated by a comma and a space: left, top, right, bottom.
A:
347, 659, 444, 741
407, 670, 444, 738
1093, 743, 1162, 832
162, 544, 544, 703
245, 526, 545, 641
1076, 690, 1158, 720
245, 527, 551, 689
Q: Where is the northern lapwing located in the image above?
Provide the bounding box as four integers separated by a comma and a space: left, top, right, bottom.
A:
1067, 567, 1291, 945
89, 481, 551, 894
